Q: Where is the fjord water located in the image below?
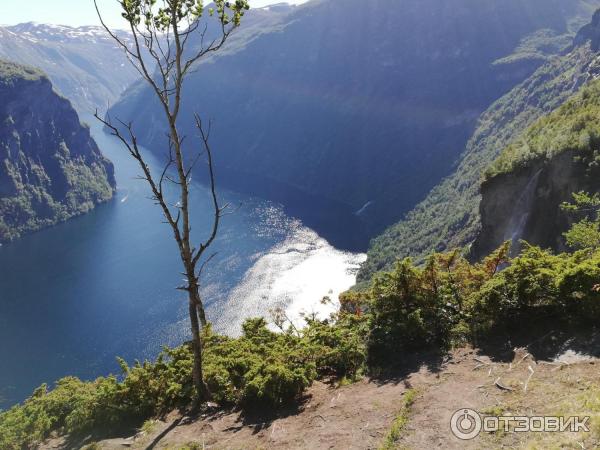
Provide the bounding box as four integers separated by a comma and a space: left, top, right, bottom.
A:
0, 121, 366, 408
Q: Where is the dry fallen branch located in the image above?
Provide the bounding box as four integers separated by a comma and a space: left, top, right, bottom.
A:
494, 377, 514, 391
523, 365, 535, 393
515, 353, 531, 367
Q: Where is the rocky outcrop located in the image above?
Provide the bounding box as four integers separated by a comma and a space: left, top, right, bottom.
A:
471, 74, 600, 258
471, 151, 597, 258
0, 60, 116, 242
575, 9, 600, 51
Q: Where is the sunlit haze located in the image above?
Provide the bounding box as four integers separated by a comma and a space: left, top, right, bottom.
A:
0, 0, 310, 29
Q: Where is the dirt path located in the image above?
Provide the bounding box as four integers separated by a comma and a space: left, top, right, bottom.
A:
43, 336, 600, 450
89, 378, 414, 450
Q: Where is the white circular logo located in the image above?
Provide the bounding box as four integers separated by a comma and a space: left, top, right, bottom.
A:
450, 408, 482, 440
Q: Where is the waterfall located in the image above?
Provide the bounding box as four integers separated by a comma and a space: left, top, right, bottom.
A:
504, 169, 542, 252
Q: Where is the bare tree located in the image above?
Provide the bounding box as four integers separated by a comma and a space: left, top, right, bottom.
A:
94, 0, 249, 404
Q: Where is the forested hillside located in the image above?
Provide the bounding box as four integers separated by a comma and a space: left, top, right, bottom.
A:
0, 60, 115, 242
109, 0, 600, 234
360, 8, 600, 280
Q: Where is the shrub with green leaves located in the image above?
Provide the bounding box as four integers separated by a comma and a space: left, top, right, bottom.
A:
562, 191, 600, 250
303, 313, 369, 379
363, 248, 504, 364
471, 245, 600, 334
204, 318, 316, 407
2, 239, 599, 449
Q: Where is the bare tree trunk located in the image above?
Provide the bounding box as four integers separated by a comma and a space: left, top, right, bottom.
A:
94, 0, 250, 410
188, 289, 208, 404
196, 293, 208, 327
186, 266, 209, 403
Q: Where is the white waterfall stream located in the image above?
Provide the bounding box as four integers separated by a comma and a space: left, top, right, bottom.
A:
504, 169, 543, 252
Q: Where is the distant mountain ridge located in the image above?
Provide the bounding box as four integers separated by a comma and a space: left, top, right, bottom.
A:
109, 0, 600, 238
0, 22, 139, 114
0, 60, 116, 242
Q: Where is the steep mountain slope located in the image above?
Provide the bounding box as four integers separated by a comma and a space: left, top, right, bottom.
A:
359, 10, 600, 280
0, 60, 116, 242
109, 0, 600, 236
0, 23, 138, 114
472, 78, 600, 257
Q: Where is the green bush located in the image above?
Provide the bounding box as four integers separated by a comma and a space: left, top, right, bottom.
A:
2, 241, 599, 449
0, 377, 119, 449
562, 192, 600, 251
471, 246, 600, 334
204, 318, 316, 407
470, 245, 562, 330
365, 250, 493, 364
368, 258, 448, 363
304, 313, 369, 379
557, 251, 600, 321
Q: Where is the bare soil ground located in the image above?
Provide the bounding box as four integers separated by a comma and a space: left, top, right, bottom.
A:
42, 331, 600, 450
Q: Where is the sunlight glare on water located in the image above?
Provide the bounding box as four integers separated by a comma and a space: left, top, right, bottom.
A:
220, 225, 367, 334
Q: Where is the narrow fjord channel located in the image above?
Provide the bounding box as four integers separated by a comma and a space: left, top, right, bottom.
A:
0, 121, 366, 408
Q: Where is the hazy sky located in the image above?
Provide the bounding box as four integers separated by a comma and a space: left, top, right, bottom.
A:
0, 0, 309, 28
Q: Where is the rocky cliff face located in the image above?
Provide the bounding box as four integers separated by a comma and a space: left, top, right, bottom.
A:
471, 77, 600, 258
472, 152, 597, 258
575, 8, 600, 50
0, 60, 116, 242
